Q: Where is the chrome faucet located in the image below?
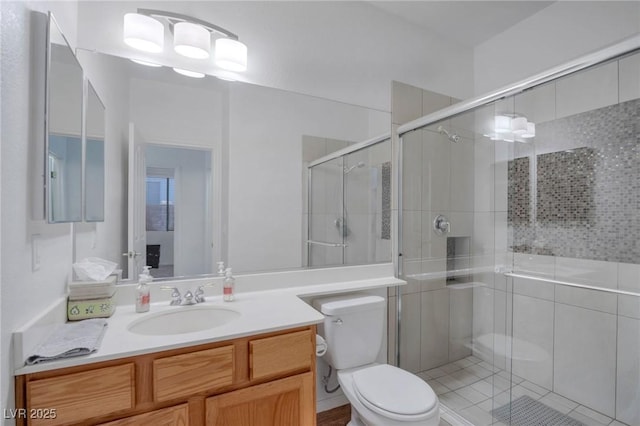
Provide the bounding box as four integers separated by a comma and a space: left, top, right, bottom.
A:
161, 283, 215, 306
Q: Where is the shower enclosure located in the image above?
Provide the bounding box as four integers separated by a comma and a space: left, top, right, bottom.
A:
307, 135, 392, 268
396, 36, 640, 425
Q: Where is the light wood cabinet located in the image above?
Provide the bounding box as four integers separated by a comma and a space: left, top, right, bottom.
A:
15, 326, 316, 426
99, 404, 189, 426
206, 372, 314, 426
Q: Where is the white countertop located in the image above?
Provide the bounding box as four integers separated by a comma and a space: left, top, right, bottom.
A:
15, 272, 404, 375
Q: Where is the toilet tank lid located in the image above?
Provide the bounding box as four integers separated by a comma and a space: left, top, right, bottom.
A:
313, 295, 385, 316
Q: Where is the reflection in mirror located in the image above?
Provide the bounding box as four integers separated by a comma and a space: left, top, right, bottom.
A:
85, 81, 106, 221
145, 145, 213, 278
75, 49, 390, 280
46, 13, 83, 223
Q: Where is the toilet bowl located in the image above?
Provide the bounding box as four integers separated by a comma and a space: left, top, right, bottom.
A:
338, 364, 439, 426
313, 294, 440, 426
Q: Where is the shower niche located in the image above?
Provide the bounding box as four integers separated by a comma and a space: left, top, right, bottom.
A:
446, 236, 471, 285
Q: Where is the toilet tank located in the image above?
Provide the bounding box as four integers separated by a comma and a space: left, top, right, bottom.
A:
313, 294, 385, 370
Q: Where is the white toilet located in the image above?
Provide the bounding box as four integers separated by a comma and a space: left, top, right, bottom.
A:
314, 294, 440, 426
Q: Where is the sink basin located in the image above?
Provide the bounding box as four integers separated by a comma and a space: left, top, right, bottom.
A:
128, 306, 241, 336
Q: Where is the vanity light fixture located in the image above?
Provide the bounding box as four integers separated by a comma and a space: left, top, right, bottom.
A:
123, 9, 248, 72
123, 13, 164, 53
173, 68, 206, 78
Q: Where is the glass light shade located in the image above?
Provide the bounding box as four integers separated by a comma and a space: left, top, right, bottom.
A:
494, 115, 512, 133
123, 13, 164, 53
511, 116, 528, 134
522, 122, 536, 138
173, 68, 205, 78
502, 133, 516, 143
174, 22, 211, 59
215, 38, 248, 72
130, 58, 162, 67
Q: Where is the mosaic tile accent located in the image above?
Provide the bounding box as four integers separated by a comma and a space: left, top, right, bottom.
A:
381, 161, 391, 240
508, 157, 530, 225
537, 147, 596, 224
508, 98, 640, 263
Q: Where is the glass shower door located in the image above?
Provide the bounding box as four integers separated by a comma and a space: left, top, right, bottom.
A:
308, 156, 345, 267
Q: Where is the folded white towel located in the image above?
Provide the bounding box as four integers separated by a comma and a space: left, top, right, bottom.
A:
26, 319, 108, 365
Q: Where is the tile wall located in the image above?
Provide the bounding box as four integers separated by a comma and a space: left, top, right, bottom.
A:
390, 81, 476, 372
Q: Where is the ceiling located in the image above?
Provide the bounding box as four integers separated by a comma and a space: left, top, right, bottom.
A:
370, 1, 554, 47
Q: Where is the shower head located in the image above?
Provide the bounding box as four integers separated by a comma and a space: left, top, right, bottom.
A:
344, 161, 365, 174
437, 125, 461, 143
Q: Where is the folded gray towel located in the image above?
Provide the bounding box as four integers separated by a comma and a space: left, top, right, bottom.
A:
26, 319, 108, 365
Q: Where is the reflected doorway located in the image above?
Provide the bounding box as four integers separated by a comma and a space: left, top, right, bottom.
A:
144, 144, 213, 278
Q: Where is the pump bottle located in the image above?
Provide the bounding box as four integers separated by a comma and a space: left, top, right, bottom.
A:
223, 268, 235, 302
136, 266, 153, 312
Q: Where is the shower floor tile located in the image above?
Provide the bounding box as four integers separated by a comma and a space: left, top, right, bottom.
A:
416, 356, 630, 426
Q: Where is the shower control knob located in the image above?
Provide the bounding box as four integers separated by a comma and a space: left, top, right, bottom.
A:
433, 215, 451, 235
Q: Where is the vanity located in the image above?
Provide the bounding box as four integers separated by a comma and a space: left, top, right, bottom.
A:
13, 290, 323, 426
13, 269, 405, 426
15, 326, 316, 426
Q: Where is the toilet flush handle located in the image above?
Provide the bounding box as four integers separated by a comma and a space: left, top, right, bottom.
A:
332, 318, 343, 325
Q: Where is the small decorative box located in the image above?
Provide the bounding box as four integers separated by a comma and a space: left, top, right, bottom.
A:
67, 294, 116, 321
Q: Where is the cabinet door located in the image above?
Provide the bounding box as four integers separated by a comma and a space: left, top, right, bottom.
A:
99, 404, 188, 426
205, 372, 315, 426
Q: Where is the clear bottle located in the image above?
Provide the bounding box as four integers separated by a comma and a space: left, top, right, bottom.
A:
136, 266, 153, 313
217, 261, 226, 276
223, 268, 235, 302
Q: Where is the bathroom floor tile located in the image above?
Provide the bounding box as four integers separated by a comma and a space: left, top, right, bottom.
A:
439, 391, 474, 411
455, 386, 489, 405
460, 405, 494, 426
421, 358, 628, 426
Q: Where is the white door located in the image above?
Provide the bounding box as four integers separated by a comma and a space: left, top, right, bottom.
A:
126, 122, 146, 279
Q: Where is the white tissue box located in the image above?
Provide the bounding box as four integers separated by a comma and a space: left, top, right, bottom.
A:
68, 275, 117, 300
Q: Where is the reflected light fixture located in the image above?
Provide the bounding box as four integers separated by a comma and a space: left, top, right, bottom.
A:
123, 9, 248, 72
130, 58, 162, 67
486, 114, 536, 143
173, 68, 205, 78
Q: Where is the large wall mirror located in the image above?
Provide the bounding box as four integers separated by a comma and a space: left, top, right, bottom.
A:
46, 13, 83, 223
75, 49, 390, 280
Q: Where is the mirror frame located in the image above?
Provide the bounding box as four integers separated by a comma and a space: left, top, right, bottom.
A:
45, 12, 84, 223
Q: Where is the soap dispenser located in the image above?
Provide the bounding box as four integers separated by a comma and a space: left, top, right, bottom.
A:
217, 261, 226, 276
136, 266, 153, 313
223, 268, 235, 302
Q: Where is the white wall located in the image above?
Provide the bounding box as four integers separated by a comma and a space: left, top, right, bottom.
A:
474, 1, 640, 94
1, 2, 79, 423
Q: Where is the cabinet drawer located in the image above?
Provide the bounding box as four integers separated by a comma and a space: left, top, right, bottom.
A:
153, 345, 234, 402
250, 330, 313, 381
99, 403, 188, 426
27, 364, 135, 426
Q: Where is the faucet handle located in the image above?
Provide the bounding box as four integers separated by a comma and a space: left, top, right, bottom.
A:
161, 286, 182, 306
194, 282, 215, 303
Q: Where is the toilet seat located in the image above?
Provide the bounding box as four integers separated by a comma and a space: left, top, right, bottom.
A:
351, 364, 437, 422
